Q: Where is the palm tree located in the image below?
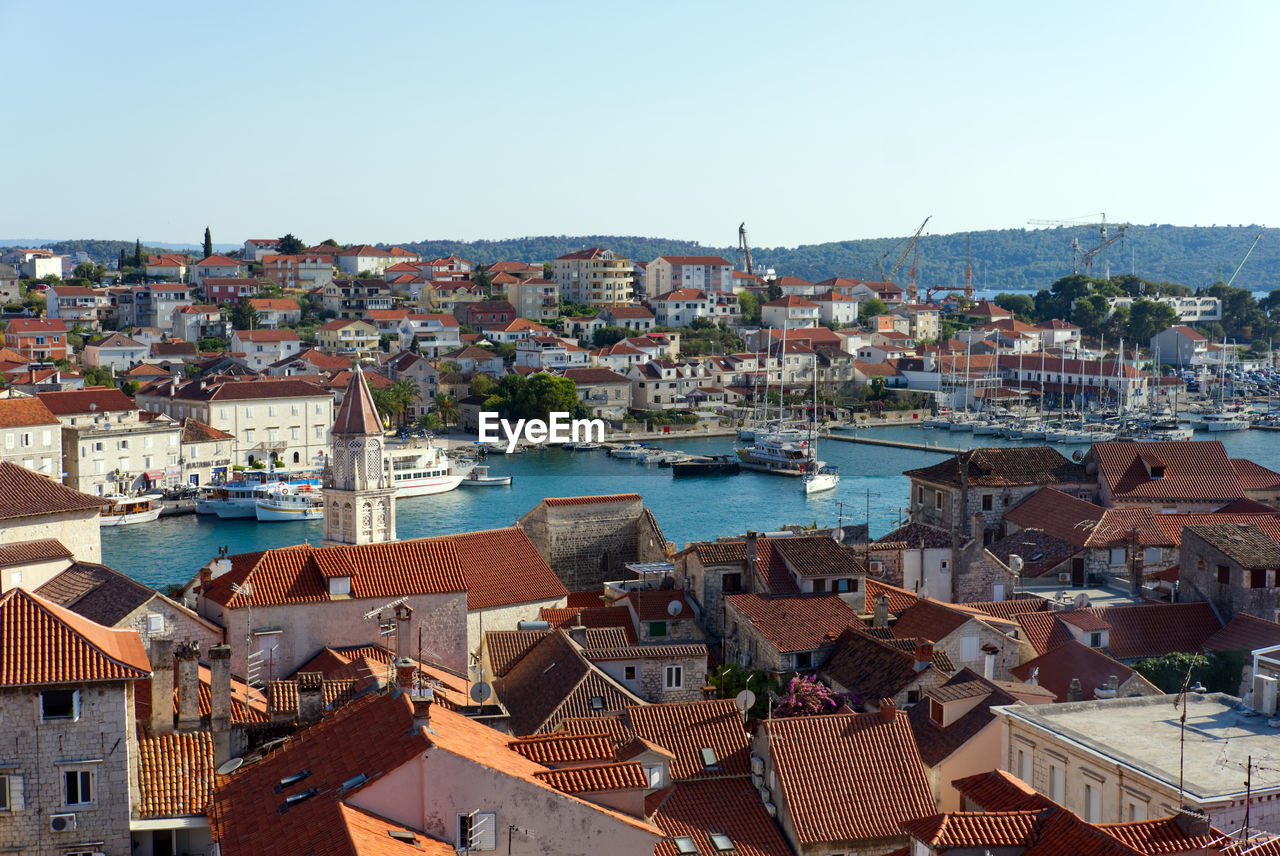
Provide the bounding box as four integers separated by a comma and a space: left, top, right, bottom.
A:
435, 393, 460, 429
415, 412, 443, 432
371, 379, 419, 430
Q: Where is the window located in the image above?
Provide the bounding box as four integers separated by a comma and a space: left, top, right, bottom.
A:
812, 578, 826, 593
930, 699, 944, 724
1110, 547, 1126, 565
147, 613, 164, 633
665, 665, 684, 689
1218, 564, 1231, 585
64, 769, 92, 806
245, 430, 255, 443
1089, 631, 1104, 648
673, 837, 698, 855
0, 774, 10, 810
982, 493, 993, 511
1085, 783, 1101, 823
644, 764, 664, 789
268, 406, 277, 417
42, 689, 79, 720
1144, 547, 1161, 565
1049, 764, 1064, 801
1251, 569, 1267, 589
722, 572, 742, 593
961, 636, 978, 661
458, 811, 496, 851
1018, 749, 1031, 782
935, 490, 943, 510
624, 665, 636, 681
20, 432, 30, 447
649, 621, 668, 638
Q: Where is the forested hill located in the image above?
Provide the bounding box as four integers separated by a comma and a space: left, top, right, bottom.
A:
403, 225, 1278, 292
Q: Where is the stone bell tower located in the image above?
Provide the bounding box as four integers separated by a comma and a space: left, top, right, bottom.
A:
323, 365, 396, 546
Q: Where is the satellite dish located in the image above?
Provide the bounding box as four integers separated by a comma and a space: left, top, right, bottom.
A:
1073, 593, 1090, 608
216, 757, 244, 776
734, 689, 756, 712
470, 682, 493, 703
1072, 450, 1084, 462
667, 599, 684, 617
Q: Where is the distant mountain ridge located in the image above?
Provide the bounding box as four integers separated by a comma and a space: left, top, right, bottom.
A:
6, 226, 1275, 291
400, 225, 1278, 291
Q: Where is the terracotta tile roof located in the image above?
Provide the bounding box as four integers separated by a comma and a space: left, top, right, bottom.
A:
952, 769, 1053, 811
508, 732, 616, 765
650, 778, 795, 856
247, 298, 299, 311
268, 676, 360, 715
166, 376, 331, 402
1203, 613, 1280, 652
0, 538, 72, 566
988, 529, 1080, 577
657, 255, 731, 266
454, 526, 567, 610
726, 593, 860, 653
567, 590, 608, 608
1085, 506, 1177, 548
821, 626, 950, 702
1230, 458, 1280, 490
1005, 487, 1106, 546
1153, 512, 1280, 545
194, 253, 242, 267
233, 328, 301, 342
753, 539, 800, 595
626, 698, 750, 780
191, 663, 270, 724
864, 579, 920, 614
1185, 522, 1280, 569
486, 629, 551, 677
7, 317, 68, 334
627, 590, 698, 623
690, 540, 748, 565
561, 714, 632, 745
1097, 817, 1221, 855
336, 804, 454, 855
533, 761, 646, 792
135, 731, 215, 818
1010, 640, 1149, 703
37, 386, 136, 415
770, 536, 868, 577
875, 522, 956, 549
901, 810, 1043, 848
181, 417, 235, 443
764, 710, 935, 844
494, 630, 643, 735
905, 446, 1088, 489
203, 537, 468, 609
961, 597, 1051, 622
1016, 602, 1222, 658
0, 587, 151, 686
891, 598, 984, 644
0, 395, 59, 427
585, 644, 708, 661
34, 561, 157, 626
290, 644, 472, 712
208, 692, 433, 856
1091, 440, 1246, 502
540, 605, 636, 641
541, 493, 641, 507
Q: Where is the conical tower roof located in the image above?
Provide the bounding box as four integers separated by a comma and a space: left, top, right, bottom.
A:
332, 364, 382, 436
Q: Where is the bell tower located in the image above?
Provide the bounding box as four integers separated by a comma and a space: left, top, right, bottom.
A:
323, 365, 396, 546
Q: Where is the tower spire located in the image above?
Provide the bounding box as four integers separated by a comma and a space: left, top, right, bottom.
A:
323, 363, 396, 547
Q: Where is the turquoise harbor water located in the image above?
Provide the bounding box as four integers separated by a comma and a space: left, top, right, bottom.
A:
103, 428, 1280, 591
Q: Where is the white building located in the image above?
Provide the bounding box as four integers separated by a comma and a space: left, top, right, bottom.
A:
397, 313, 461, 355
761, 295, 820, 329
649, 289, 711, 327
242, 238, 280, 260
334, 245, 420, 276
812, 290, 860, 327
1109, 294, 1222, 323
230, 329, 302, 370
552, 248, 632, 307
1151, 324, 1209, 368
83, 332, 149, 371
646, 255, 734, 295
190, 254, 248, 287
0, 395, 62, 477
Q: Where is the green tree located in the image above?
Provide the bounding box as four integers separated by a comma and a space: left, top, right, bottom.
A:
118, 248, 127, 271
203, 227, 213, 259
1132, 651, 1246, 695
277, 233, 305, 255
83, 366, 117, 388
435, 393, 460, 428
1102, 303, 1130, 342
592, 326, 630, 348
1070, 294, 1109, 339
469, 373, 497, 398
227, 298, 259, 330
765, 283, 782, 302
320, 238, 340, 247
371, 378, 418, 429
73, 262, 105, 282
415, 412, 443, 431
737, 290, 760, 324
471, 263, 492, 291
1127, 298, 1180, 344
993, 292, 1036, 320
542, 261, 553, 279
859, 297, 886, 321
484, 372, 588, 422
133, 238, 143, 268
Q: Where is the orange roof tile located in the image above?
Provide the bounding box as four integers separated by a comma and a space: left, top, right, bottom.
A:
1016, 602, 1222, 658
1091, 440, 1246, 503
509, 732, 617, 765
0, 395, 59, 427
725, 593, 860, 653
626, 698, 750, 781
136, 731, 215, 818
541, 493, 642, 507
901, 811, 1043, 848
533, 761, 646, 792
0, 587, 151, 686
651, 778, 794, 856
337, 803, 454, 856
453, 527, 567, 610
1009, 640, 1148, 703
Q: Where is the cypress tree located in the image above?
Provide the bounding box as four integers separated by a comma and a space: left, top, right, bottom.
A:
118, 249, 127, 271
134, 238, 143, 268
203, 227, 213, 259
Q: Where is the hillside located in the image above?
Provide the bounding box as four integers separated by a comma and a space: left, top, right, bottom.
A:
402, 225, 1278, 292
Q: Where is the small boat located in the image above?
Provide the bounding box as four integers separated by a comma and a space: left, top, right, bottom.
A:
611, 443, 649, 459
1202, 410, 1251, 432
802, 465, 840, 494
461, 465, 512, 486
573, 442, 603, 451
100, 494, 163, 527
255, 483, 324, 521
671, 455, 740, 477
386, 441, 467, 498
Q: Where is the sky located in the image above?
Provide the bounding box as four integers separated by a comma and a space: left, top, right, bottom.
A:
3, 1, 1278, 248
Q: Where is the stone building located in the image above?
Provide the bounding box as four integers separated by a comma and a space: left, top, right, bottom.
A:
672, 540, 751, 639
820, 628, 955, 712
723, 593, 861, 675
585, 643, 708, 705
0, 461, 109, 586
904, 446, 1094, 544
890, 597, 1023, 678
323, 365, 395, 547
518, 493, 670, 591
0, 394, 62, 476
0, 587, 151, 856
621, 589, 703, 643
1180, 521, 1280, 623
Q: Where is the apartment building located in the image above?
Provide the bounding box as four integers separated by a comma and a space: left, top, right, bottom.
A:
5, 318, 68, 361
189, 254, 248, 287
0, 395, 62, 476
46, 284, 110, 326
507, 276, 560, 321
134, 283, 193, 334
322, 277, 393, 319
230, 329, 302, 370
334, 244, 420, 276
646, 255, 734, 295
260, 253, 335, 289
553, 248, 632, 307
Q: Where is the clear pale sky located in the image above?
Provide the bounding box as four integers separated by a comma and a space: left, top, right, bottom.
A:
3, 1, 1276, 248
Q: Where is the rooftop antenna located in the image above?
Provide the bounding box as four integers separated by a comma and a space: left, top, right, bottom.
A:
1173, 653, 1203, 807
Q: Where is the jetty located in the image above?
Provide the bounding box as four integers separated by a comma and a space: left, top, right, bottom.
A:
822, 432, 962, 454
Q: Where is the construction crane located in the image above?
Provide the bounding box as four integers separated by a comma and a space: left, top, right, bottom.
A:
875, 216, 931, 300
1027, 212, 1131, 277
737, 222, 754, 276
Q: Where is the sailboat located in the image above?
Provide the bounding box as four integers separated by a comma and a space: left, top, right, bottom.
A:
802, 354, 839, 494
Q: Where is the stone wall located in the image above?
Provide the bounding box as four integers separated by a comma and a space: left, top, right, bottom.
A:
119, 594, 224, 653
467, 596, 566, 675
519, 497, 664, 591
594, 655, 706, 704
0, 508, 101, 564
1180, 530, 1280, 622
0, 681, 137, 856
952, 538, 1019, 603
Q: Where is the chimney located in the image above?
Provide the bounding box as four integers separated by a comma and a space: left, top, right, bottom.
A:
567, 612, 588, 648
149, 638, 174, 735
175, 642, 201, 731
874, 593, 889, 628
395, 656, 416, 692
1174, 808, 1210, 838
746, 531, 758, 581
913, 642, 933, 672
1067, 677, 1084, 702
296, 672, 324, 724
971, 512, 985, 546
411, 685, 435, 731
395, 603, 414, 661
209, 645, 233, 765
982, 644, 998, 681
879, 697, 897, 722
1131, 538, 1144, 598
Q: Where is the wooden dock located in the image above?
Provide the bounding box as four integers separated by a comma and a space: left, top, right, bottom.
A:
822, 432, 962, 454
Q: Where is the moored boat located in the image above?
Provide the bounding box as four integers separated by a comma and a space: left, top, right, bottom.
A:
671, 455, 740, 477
255, 483, 324, 521
386, 441, 468, 497
461, 465, 512, 486
99, 494, 163, 527
802, 465, 840, 494
611, 443, 649, 459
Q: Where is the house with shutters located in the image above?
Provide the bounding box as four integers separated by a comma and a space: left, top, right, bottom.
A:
0, 461, 110, 588
247, 297, 303, 328
723, 593, 861, 675
5, 317, 69, 361
230, 328, 302, 370
0, 395, 62, 477
1179, 521, 1280, 623
190, 254, 248, 287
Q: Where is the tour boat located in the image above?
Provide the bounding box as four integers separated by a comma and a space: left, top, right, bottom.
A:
386, 442, 469, 497
460, 465, 512, 487
802, 465, 840, 495
100, 494, 163, 527
671, 455, 740, 477
1201, 410, 1252, 432
734, 436, 820, 476
195, 470, 321, 518
255, 483, 324, 521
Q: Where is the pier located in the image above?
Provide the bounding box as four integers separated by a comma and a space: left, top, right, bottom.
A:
822, 432, 962, 454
